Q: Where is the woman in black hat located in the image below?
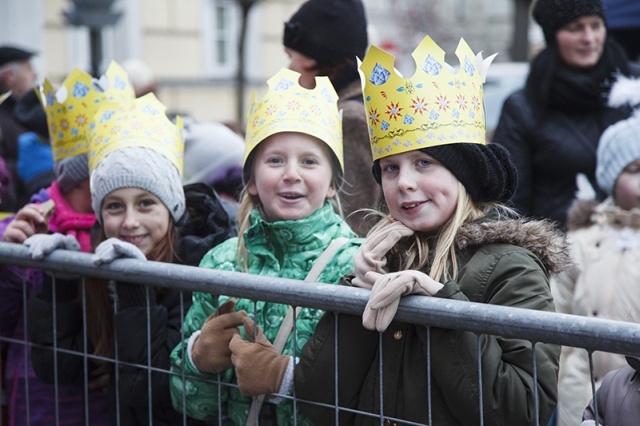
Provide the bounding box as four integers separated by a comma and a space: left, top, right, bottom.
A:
492, 0, 640, 228
283, 0, 382, 237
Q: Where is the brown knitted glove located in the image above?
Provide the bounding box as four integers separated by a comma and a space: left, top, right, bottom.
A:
229, 316, 290, 397
352, 219, 414, 289
191, 299, 247, 374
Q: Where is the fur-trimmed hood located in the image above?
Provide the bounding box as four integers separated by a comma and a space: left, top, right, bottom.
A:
567, 197, 640, 232
455, 218, 572, 275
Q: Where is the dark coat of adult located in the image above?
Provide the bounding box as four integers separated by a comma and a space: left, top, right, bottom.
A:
492, 38, 639, 227
582, 357, 640, 425
337, 77, 383, 237
27, 183, 236, 426
295, 218, 571, 425
0, 96, 23, 211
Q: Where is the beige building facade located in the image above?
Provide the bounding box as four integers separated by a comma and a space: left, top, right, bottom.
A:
1, 0, 530, 125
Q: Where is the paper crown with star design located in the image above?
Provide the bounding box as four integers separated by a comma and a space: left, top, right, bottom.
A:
359, 36, 496, 161
38, 61, 135, 163
87, 92, 184, 175
244, 67, 343, 171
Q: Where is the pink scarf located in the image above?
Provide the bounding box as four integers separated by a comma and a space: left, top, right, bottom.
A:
46, 181, 96, 253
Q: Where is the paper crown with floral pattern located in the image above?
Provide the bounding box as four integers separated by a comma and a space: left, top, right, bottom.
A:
87, 93, 184, 175
39, 61, 135, 162
359, 36, 497, 161
244, 67, 343, 171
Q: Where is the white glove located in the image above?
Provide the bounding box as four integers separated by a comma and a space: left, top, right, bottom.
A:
24, 233, 81, 260
92, 238, 146, 266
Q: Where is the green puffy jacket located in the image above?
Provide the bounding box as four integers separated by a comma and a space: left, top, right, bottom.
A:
170, 202, 361, 425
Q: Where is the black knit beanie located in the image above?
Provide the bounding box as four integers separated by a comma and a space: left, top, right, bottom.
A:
372, 143, 518, 204
283, 0, 368, 65
533, 0, 605, 45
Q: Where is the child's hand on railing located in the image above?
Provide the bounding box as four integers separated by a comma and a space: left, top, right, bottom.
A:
92, 238, 146, 266
23, 233, 80, 260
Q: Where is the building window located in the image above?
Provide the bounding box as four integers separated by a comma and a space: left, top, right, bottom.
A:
203, 0, 239, 78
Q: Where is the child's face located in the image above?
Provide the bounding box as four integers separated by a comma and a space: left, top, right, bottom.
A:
101, 187, 170, 256
248, 132, 336, 222
380, 150, 459, 234
614, 159, 640, 211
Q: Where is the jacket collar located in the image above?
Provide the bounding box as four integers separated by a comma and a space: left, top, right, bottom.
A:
567, 197, 640, 231
454, 217, 573, 275
244, 201, 349, 256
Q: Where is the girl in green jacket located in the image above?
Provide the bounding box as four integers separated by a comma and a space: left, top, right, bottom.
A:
295, 36, 571, 425
169, 68, 361, 425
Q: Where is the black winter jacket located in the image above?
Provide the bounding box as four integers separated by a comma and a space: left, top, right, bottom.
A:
492, 88, 632, 227
27, 183, 236, 426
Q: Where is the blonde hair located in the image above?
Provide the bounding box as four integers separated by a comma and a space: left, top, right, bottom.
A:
235, 143, 344, 270
378, 182, 488, 282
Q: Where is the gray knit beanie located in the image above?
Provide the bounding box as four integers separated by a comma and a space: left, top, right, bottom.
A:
183, 121, 244, 185
55, 154, 89, 194
596, 115, 640, 195
90, 147, 185, 222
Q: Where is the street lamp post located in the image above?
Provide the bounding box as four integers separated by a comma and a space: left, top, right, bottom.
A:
64, 0, 122, 77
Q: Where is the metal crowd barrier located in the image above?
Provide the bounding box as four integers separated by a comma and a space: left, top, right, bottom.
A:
1, 241, 639, 425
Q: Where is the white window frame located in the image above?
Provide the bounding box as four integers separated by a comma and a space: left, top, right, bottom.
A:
202, 0, 240, 78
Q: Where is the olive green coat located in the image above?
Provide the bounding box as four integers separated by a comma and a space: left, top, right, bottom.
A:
296, 218, 571, 425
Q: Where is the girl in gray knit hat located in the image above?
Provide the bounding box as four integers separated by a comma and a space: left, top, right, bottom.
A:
23, 91, 236, 426
552, 75, 640, 426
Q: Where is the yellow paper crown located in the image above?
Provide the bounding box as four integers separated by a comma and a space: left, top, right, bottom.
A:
359, 36, 496, 161
244, 68, 343, 171
87, 93, 184, 175
39, 61, 135, 162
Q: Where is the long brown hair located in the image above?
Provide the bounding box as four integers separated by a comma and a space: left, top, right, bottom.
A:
86, 218, 177, 358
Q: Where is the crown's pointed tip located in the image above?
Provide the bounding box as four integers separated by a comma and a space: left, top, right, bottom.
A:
360, 44, 396, 69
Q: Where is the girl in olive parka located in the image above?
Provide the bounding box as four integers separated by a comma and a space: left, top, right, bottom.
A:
169, 68, 361, 425
295, 37, 572, 425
